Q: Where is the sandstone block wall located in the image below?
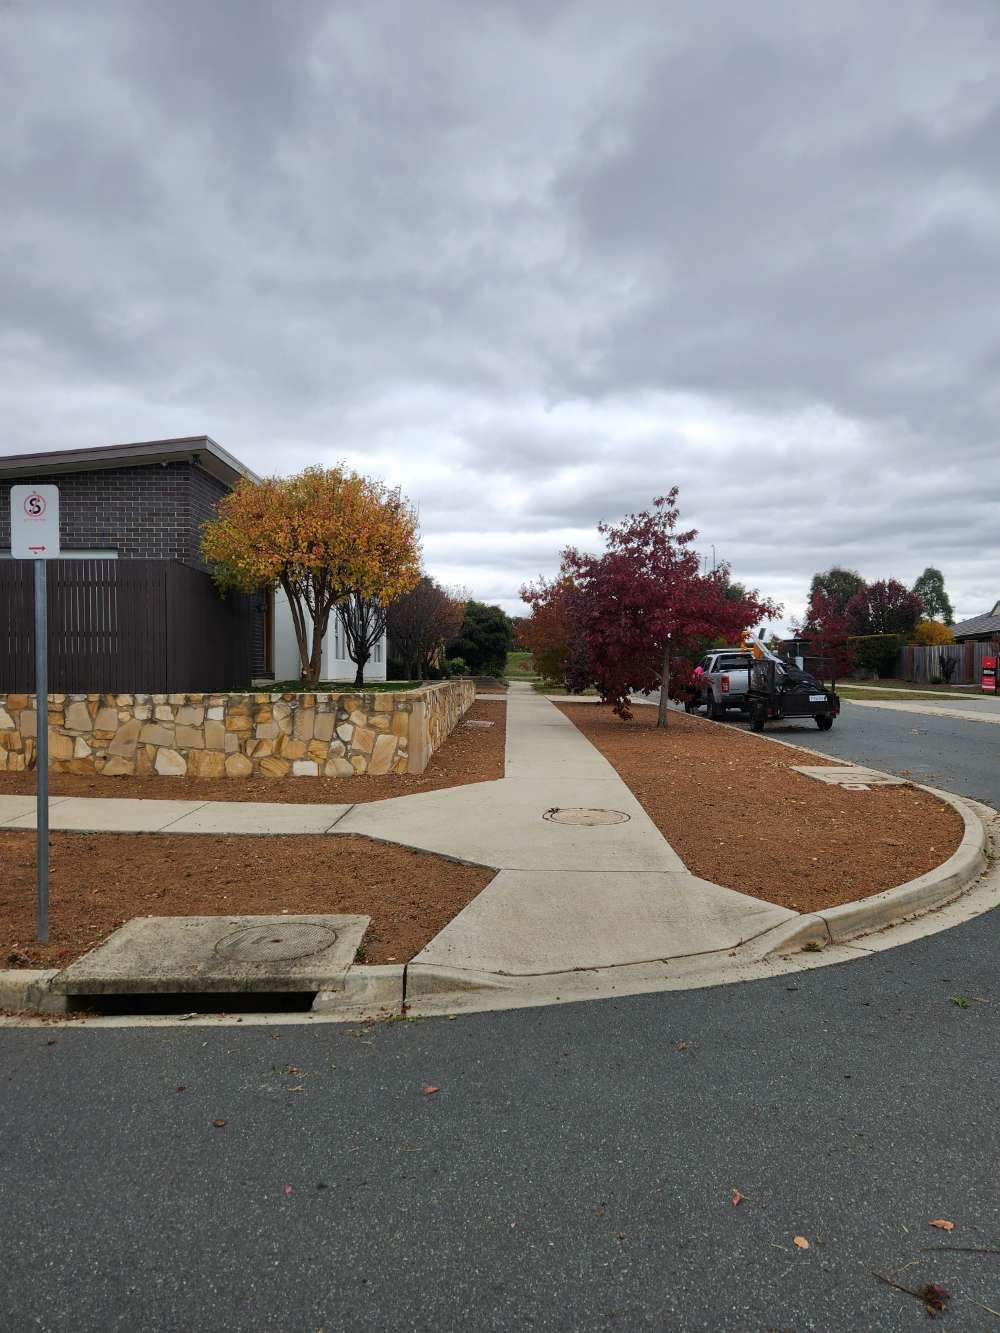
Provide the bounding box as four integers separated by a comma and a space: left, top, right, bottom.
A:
0, 679, 475, 778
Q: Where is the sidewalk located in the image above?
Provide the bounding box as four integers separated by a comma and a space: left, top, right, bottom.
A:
0, 684, 797, 977
844, 697, 1000, 725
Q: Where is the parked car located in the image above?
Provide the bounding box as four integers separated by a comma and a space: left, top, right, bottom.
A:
690, 650, 756, 718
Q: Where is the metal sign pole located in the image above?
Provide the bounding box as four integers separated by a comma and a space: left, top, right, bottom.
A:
35, 558, 49, 942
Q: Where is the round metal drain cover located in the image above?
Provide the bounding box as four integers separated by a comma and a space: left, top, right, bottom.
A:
214, 921, 339, 963
543, 807, 630, 826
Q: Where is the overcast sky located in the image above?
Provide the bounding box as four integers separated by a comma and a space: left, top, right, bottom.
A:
2, 1, 998, 628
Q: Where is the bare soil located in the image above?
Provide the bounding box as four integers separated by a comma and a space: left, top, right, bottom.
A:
0, 701, 505, 806
1, 833, 494, 970
558, 705, 964, 914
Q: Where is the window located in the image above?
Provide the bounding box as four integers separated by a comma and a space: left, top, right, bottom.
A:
373, 637, 382, 664
333, 616, 345, 660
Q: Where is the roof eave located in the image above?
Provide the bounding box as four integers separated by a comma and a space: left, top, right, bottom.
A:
0, 436, 260, 488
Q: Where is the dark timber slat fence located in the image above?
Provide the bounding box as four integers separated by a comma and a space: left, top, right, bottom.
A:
0, 560, 256, 693
897, 640, 1000, 686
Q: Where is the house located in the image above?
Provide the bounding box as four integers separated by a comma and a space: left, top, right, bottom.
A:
273, 592, 387, 684
951, 602, 1000, 644
0, 436, 269, 691
1, 436, 390, 691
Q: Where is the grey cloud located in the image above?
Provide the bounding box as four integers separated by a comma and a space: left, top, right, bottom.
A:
0, 0, 998, 624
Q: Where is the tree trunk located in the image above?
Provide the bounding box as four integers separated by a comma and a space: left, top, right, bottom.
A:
657, 640, 670, 729
281, 576, 312, 684
305, 609, 328, 686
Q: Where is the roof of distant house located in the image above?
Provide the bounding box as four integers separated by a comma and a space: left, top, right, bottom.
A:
951, 603, 1000, 639
0, 436, 259, 489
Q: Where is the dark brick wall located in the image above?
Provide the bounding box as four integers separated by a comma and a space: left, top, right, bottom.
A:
1, 459, 270, 677
0, 460, 228, 568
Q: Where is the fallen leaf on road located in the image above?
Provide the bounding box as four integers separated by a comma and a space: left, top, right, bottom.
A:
920, 1283, 950, 1315
283, 1185, 294, 1196
286, 1065, 301, 1074
422, 1085, 440, 1095
929, 1219, 955, 1231
287, 1085, 305, 1093
175, 1086, 186, 1093
212, 1119, 227, 1128
870, 1269, 950, 1316
793, 1236, 810, 1250
731, 1190, 744, 1207
675, 1040, 688, 1053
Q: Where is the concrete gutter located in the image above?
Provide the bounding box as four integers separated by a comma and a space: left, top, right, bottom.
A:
5, 792, 991, 1024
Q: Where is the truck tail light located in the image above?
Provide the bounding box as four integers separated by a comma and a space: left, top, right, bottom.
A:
721, 675, 730, 693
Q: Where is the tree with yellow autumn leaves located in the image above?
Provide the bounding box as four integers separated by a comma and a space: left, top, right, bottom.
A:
202, 465, 421, 686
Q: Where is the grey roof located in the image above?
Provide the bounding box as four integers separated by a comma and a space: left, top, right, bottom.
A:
952, 611, 1000, 640
0, 435, 259, 488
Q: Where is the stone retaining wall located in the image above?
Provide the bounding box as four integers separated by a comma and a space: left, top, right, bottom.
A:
0, 680, 475, 778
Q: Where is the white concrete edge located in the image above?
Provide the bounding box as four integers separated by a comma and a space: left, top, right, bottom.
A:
0, 962, 408, 1023
5, 842, 999, 1030
3, 718, 994, 1029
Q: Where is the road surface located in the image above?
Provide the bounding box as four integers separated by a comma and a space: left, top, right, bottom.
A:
748, 698, 1000, 809
3, 694, 998, 1330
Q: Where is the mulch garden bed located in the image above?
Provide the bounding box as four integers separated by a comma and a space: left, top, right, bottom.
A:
0, 701, 505, 806
559, 705, 965, 914
1, 833, 494, 971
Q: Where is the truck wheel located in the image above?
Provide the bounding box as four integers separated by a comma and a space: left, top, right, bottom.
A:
706, 693, 722, 721
816, 714, 834, 731
750, 705, 766, 732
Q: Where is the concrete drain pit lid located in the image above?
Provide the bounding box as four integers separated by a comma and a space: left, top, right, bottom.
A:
53, 914, 370, 996
791, 765, 905, 788
462, 720, 495, 728
543, 807, 630, 826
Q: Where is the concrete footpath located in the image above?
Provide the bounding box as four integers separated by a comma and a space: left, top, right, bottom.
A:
1, 682, 995, 1020
844, 696, 1000, 725
0, 685, 798, 978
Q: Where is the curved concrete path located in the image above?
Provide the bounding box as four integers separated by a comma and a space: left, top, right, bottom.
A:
0, 684, 797, 979
339, 683, 796, 975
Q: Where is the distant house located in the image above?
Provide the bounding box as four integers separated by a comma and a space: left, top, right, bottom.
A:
273, 591, 387, 684
951, 602, 1000, 644
0, 436, 270, 691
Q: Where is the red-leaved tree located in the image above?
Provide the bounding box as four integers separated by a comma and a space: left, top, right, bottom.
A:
519, 570, 590, 691
564, 490, 780, 726
844, 579, 924, 637
793, 587, 855, 679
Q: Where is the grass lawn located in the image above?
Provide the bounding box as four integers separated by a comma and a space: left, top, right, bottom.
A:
837, 685, 984, 702
840, 678, 980, 695
250, 679, 423, 693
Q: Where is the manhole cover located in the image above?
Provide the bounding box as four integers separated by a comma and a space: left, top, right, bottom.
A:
543, 807, 630, 826
214, 921, 339, 963
463, 720, 495, 728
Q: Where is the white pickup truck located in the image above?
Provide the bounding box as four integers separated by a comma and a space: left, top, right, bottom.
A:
692, 649, 756, 719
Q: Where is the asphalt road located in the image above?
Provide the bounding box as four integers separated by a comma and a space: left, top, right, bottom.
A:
727, 699, 1000, 809
3, 904, 1000, 1332
3, 695, 998, 1331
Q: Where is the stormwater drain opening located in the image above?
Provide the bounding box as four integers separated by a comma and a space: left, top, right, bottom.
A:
214, 922, 339, 963
543, 807, 630, 826
65, 991, 318, 1016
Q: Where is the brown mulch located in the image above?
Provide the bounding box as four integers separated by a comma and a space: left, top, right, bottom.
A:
1, 833, 494, 970
0, 701, 505, 805
558, 705, 964, 914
